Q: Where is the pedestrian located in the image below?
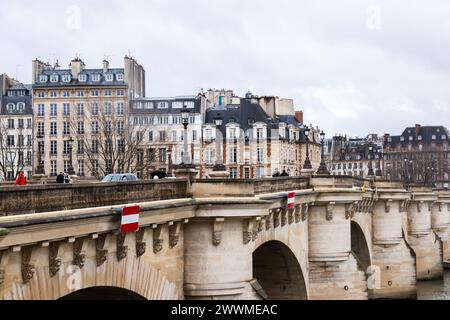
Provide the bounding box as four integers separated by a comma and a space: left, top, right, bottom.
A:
56, 172, 64, 184
14, 171, 27, 186
280, 169, 289, 177
64, 173, 70, 184
272, 169, 280, 177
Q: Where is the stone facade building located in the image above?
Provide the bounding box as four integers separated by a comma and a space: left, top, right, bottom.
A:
328, 134, 383, 178
0, 75, 33, 181
31, 56, 145, 177
383, 124, 450, 188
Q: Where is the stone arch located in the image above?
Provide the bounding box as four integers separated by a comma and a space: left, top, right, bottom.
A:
59, 286, 146, 300
252, 240, 308, 300
351, 221, 372, 271
1, 254, 181, 300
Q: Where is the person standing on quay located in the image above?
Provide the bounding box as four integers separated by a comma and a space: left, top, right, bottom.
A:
14, 171, 27, 186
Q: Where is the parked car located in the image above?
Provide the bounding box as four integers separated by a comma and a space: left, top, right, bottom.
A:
101, 173, 138, 183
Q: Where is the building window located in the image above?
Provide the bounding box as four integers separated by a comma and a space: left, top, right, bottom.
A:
62, 75, 71, 83
50, 122, 57, 135
230, 168, 237, 179
149, 131, 153, 142
37, 122, 44, 136
7, 135, 14, 146
116, 73, 124, 81
92, 103, 99, 115
63, 122, 70, 135
256, 167, 265, 178
78, 74, 87, 82
91, 90, 99, 97
104, 102, 112, 115
77, 121, 85, 134
92, 74, 100, 82
64, 160, 70, 173
432, 135, 437, 140
63, 140, 70, 155
77, 140, 84, 154
205, 149, 213, 164
27, 135, 32, 146
78, 160, 85, 176
257, 147, 264, 163
159, 131, 166, 142
50, 141, 57, 155
76, 91, 84, 97
105, 90, 112, 96
92, 140, 99, 153
37, 104, 45, 116
157, 101, 169, 109
172, 131, 177, 142
50, 104, 57, 116
105, 74, 113, 82
39, 75, 48, 83
92, 121, 99, 134
7, 119, 14, 129
50, 160, 57, 176
159, 148, 167, 162
118, 121, 124, 134
50, 75, 58, 83
257, 128, 264, 142
17, 102, 25, 112
117, 103, 124, 115
17, 119, 24, 129
117, 90, 125, 96
230, 147, 237, 164
77, 104, 84, 115
192, 130, 198, 141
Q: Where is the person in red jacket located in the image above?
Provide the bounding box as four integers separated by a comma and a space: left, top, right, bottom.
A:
15, 171, 27, 186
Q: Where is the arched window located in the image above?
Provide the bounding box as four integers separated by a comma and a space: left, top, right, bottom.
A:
6, 103, 15, 112
17, 102, 25, 111
50, 74, 59, 83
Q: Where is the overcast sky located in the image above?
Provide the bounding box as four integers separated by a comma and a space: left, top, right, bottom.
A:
1, 0, 449, 137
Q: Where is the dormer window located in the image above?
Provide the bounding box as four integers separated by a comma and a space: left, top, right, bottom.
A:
62, 74, 71, 83
409, 136, 413, 141
105, 74, 114, 82
432, 135, 437, 140
437, 128, 441, 133
17, 102, 25, 112
50, 74, 59, 83
418, 135, 422, 141
442, 135, 447, 140
92, 73, 100, 82
400, 136, 405, 142
387, 137, 392, 142
116, 73, 124, 81
7, 103, 14, 112
78, 74, 87, 82
39, 75, 48, 83
228, 118, 236, 123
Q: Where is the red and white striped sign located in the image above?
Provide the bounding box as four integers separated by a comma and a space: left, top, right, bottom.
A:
120, 205, 141, 233
287, 192, 296, 209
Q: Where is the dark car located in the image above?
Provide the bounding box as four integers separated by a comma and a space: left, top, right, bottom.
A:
101, 173, 138, 183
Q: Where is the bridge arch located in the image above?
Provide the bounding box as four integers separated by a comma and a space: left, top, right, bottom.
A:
351, 221, 372, 271
1, 254, 181, 300
59, 286, 146, 300
252, 240, 308, 300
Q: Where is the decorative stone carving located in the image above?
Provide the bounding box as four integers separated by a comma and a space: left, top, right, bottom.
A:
73, 238, 86, 269
288, 208, 295, 224
49, 241, 62, 277
153, 225, 164, 253
135, 229, 146, 257
212, 218, 225, 246
273, 209, 281, 228
258, 219, 264, 232
281, 208, 288, 226
169, 222, 181, 249
96, 234, 109, 267
302, 204, 309, 221
385, 199, 393, 213
243, 219, 256, 244
417, 201, 424, 213
326, 202, 335, 221
265, 212, 273, 230
400, 199, 410, 212
428, 202, 434, 212
22, 246, 35, 284
438, 203, 443, 212
294, 205, 302, 223
345, 202, 358, 220
116, 233, 128, 261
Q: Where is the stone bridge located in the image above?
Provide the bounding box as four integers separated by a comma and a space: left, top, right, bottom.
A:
0, 176, 449, 300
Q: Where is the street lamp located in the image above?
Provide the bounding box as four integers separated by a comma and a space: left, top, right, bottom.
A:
35, 132, 45, 174
375, 148, 383, 177
67, 136, 75, 175
303, 127, 312, 170
181, 106, 192, 165
213, 117, 226, 171
316, 130, 330, 175
367, 146, 374, 177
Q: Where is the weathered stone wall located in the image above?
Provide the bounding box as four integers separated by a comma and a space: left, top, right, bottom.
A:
0, 180, 188, 216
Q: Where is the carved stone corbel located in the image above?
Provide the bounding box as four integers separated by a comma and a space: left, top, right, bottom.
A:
417, 201, 424, 213
212, 218, 225, 246
385, 199, 393, 213
400, 199, 410, 212
243, 219, 256, 244
280, 208, 288, 226
428, 202, 435, 212
22, 246, 35, 284
153, 225, 164, 254
345, 202, 357, 220
252, 217, 261, 241
49, 241, 62, 277
273, 209, 281, 228
135, 228, 146, 257
326, 202, 335, 221
96, 234, 109, 267
294, 205, 301, 223
0, 250, 5, 286
302, 204, 309, 221
169, 222, 181, 249
265, 212, 273, 230
438, 203, 443, 212
288, 208, 295, 224
116, 233, 128, 261
73, 238, 87, 269
258, 218, 264, 232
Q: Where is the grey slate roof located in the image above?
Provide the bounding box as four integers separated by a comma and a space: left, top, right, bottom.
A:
385, 126, 450, 147
130, 96, 202, 114
33, 68, 127, 88
1, 95, 33, 115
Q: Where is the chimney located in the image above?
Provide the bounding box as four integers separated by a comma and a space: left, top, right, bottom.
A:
295, 111, 304, 125
70, 58, 85, 80
103, 60, 109, 73
32, 59, 47, 84
415, 124, 421, 137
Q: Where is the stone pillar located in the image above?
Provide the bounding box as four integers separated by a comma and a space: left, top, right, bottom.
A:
183, 218, 254, 299
370, 182, 416, 299
434, 191, 450, 261
307, 184, 368, 300
407, 188, 442, 280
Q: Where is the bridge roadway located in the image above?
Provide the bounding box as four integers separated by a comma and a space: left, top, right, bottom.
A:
0, 175, 449, 300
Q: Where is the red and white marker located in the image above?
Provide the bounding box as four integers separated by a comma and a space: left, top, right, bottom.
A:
120, 205, 141, 233
287, 192, 296, 209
